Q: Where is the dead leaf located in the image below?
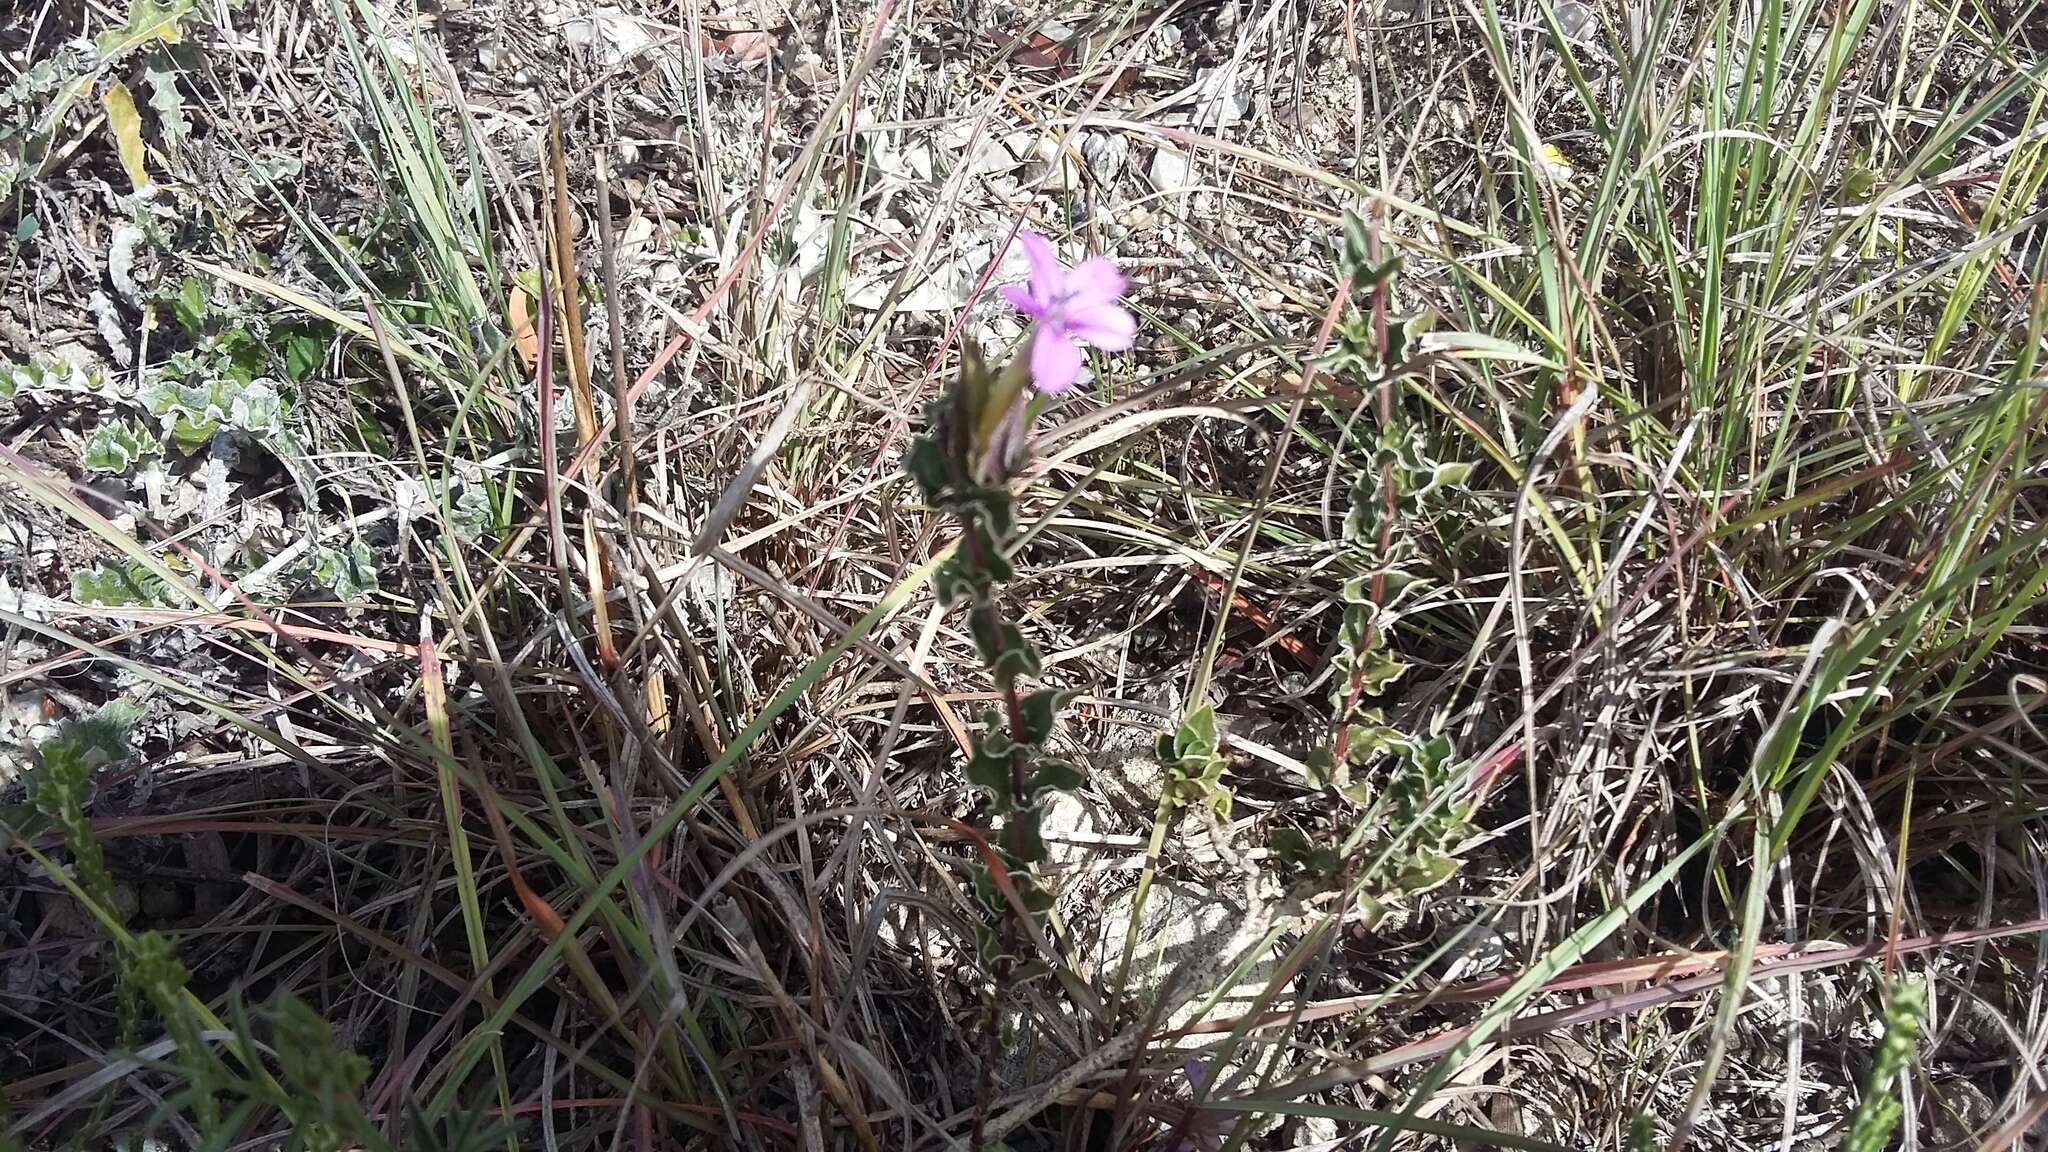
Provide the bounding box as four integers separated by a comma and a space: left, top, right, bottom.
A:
102, 81, 152, 191
1009, 31, 1066, 69
508, 282, 538, 370
706, 29, 777, 64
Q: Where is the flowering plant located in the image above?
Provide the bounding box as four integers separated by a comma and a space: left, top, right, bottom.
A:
904, 231, 1131, 971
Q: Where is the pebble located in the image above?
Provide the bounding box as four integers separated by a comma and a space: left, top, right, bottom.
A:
1078, 129, 1130, 181
1555, 0, 1599, 43
1149, 145, 1195, 192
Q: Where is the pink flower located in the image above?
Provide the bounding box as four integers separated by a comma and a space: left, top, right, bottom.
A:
999, 231, 1135, 395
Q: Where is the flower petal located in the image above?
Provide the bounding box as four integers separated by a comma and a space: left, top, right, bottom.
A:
1063, 300, 1136, 351
1029, 327, 1084, 395
1017, 230, 1063, 305
1062, 256, 1126, 306
1000, 283, 1047, 320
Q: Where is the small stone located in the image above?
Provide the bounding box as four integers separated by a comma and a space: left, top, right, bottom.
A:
1288, 1114, 1343, 1148
1929, 1078, 1996, 1148
1078, 129, 1130, 181
1555, 0, 1599, 43
1149, 145, 1194, 192
1082, 882, 1276, 1030
1438, 922, 1511, 982
1189, 65, 1250, 130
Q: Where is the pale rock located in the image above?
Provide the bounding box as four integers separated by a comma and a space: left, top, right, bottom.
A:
1083, 881, 1276, 1030
1150, 145, 1196, 193
1189, 65, 1250, 132
559, 7, 660, 65
1079, 129, 1130, 182
1438, 922, 1511, 982
1929, 1077, 1997, 1149
1555, 0, 1599, 42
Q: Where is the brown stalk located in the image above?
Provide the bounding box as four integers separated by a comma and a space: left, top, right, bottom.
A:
548, 116, 619, 671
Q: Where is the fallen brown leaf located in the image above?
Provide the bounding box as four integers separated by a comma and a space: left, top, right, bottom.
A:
508, 282, 538, 370
705, 29, 777, 63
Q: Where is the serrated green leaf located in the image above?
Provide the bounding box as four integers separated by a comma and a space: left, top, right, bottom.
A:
970, 519, 1014, 582
96, 0, 197, 61
31, 707, 136, 925
309, 538, 379, 600
1008, 806, 1045, 866
934, 558, 985, 608
1414, 732, 1455, 772
282, 332, 321, 381
233, 378, 282, 433
905, 433, 949, 502
973, 617, 1038, 682
990, 639, 1042, 683
1358, 651, 1408, 696
1206, 788, 1233, 821
1415, 329, 1555, 370
164, 408, 219, 452
1270, 827, 1312, 865
285, 331, 327, 382
82, 419, 154, 472
446, 482, 493, 542
1394, 849, 1459, 894
979, 710, 1016, 759
0, 803, 54, 852
72, 560, 174, 607
1424, 460, 1475, 494
50, 699, 142, 772
142, 58, 188, 147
